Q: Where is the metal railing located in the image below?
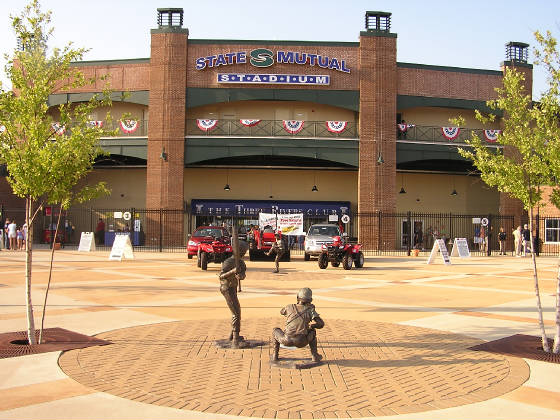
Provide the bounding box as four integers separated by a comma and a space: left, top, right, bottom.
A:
398, 125, 500, 145
186, 119, 358, 139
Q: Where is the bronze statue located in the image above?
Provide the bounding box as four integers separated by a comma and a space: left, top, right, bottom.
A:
219, 239, 248, 348
266, 232, 286, 273
272, 287, 324, 362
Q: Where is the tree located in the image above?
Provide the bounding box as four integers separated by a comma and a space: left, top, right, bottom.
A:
455, 66, 553, 353
0, 0, 112, 344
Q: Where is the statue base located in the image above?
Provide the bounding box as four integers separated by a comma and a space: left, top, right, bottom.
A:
214, 339, 264, 349
269, 356, 324, 369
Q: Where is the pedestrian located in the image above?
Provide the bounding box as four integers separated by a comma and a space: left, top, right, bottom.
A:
95, 218, 105, 245
522, 224, 531, 256
3, 218, 10, 250
271, 287, 324, 363
22, 222, 27, 250
266, 232, 286, 273
479, 225, 486, 253
513, 226, 522, 257
7, 219, 17, 251
498, 227, 507, 255
16, 226, 24, 250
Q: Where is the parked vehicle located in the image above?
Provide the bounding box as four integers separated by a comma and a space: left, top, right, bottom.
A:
304, 223, 341, 261
187, 226, 230, 259
249, 225, 290, 261
318, 236, 364, 270
197, 237, 233, 270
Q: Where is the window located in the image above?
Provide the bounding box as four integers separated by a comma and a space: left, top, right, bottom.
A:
544, 219, 560, 243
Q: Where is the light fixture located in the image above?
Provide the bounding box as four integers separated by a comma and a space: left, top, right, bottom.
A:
399, 173, 406, 194
160, 147, 168, 161
451, 189, 457, 196
311, 185, 318, 192
311, 154, 319, 192
224, 184, 230, 191
377, 152, 384, 165
224, 169, 230, 191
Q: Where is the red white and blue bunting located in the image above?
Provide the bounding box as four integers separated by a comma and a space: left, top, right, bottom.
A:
283, 120, 305, 134
441, 127, 460, 141
397, 123, 415, 133
197, 119, 218, 131
119, 120, 138, 134
483, 129, 501, 142
88, 120, 104, 128
239, 119, 261, 127
51, 122, 66, 136
326, 121, 347, 133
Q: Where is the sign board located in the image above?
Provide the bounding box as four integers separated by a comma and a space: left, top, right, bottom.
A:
78, 232, 96, 252
451, 238, 471, 258
114, 211, 123, 219
472, 217, 481, 224
109, 233, 134, 261
481, 217, 489, 227
134, 219, 141, 232
258, 213, 304, 235
341, 214, 350, 224
123, 211, 131, 221
328, 214, 339, 222
427, 239, 451, 265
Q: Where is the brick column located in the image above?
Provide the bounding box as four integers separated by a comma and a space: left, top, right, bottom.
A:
499, 44, 533, 227
358, 23, 397, 250
146, 9, 188, 247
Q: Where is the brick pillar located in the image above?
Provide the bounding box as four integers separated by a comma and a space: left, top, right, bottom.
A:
146, 9, 187, 246
499, 43, 533, 227
358, 13, 397, 250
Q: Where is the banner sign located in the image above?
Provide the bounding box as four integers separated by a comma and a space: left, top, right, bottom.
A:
109, 233, 134, 261
197, 49, 350, 73
258, 213, 304, 235
191, 199, 350, 217
427, 238, 451, 265
451, 238, 471, 258
218, 73, 330, 85
78, 232, 96, 252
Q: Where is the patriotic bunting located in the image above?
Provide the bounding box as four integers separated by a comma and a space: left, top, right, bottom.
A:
51, 122, 66, 136
119, 120, 138, 134
283, 120, 305, 134
239, 119, 261, 127
197, 119, 218, 131
483, 129, 501, 142
88, 120, 104, 128
441, 127, 460, 141
326, 121, 347, 133
397, 123, 415, 133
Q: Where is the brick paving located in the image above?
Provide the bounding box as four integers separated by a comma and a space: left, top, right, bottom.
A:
59, 318, 529, 418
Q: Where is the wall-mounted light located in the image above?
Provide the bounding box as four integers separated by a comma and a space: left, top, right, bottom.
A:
224, 168, 230, 191
160, 147, 168, 161
450, 189, 457, 196
399, 173, 406, 194
224, 184, 230, 191
311, 185, 318, 192
377, 152, 384, 165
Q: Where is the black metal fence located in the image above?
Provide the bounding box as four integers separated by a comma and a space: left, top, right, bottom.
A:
2, 207, 559, 256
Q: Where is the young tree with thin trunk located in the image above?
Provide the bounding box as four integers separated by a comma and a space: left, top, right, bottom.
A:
0, 0, 112, 344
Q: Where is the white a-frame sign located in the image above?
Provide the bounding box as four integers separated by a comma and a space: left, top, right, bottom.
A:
427, 238, 451, 265
109, 233, 134, 261
78, 232, 96, 252
451, 238, 471, 258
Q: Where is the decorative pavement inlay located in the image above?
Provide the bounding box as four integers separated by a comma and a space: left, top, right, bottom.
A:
58, 319, 529, 418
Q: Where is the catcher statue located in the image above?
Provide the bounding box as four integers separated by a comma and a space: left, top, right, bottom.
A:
272, 287, 324, 362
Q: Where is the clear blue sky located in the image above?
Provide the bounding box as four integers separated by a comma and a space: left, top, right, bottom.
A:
1, 0, 559, 98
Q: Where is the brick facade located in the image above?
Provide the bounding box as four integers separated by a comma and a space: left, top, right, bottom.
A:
358, 32, 397, 249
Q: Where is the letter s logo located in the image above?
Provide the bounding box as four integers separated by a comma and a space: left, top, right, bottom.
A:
250, 48, 274, 67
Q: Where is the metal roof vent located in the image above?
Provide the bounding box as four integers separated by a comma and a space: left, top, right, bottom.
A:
365, 11, 391, 33
505, 42, 529, 64
157, 8, 184, 28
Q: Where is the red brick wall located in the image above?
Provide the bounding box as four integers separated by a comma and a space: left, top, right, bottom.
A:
58, 63, 150, 93
358, 34, 397, 249
0, 177, 25, 209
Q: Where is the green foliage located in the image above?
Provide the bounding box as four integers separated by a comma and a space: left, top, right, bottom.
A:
0, 0, 113, 213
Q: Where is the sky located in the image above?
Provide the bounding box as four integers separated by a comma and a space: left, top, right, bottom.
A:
1, 0, 559, 98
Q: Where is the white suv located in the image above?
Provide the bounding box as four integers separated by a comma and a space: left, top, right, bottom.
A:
304, 224, 341, 261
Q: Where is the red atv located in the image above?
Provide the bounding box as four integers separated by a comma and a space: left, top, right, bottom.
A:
318, 236, 364, 270
197, 236, 233, 270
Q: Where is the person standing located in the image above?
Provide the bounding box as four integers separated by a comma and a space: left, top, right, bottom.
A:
498, 227, 507, 255
7, 219, 17, 251
95, 218, 105, 245
522, 224, 531, 256
3, 218, 10, 250
513, 226, 522, 257
479, 225, 487, 253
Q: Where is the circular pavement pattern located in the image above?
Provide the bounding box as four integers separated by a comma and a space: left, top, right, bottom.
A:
59, 319, 529, 418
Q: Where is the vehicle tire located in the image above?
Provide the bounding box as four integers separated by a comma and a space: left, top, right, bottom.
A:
304, 252, 310, 261
200, 252, 208, 270
188, 254, 193, 259
318, 253, 328, 269
331, 261, 340, 267
354, 251, 364, 268
342, 253, 352, 270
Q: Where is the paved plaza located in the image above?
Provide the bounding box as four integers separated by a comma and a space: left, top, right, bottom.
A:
0, 249, 559, 419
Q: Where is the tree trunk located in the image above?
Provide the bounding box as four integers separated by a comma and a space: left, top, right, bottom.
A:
39, 204, 62, 344
553, 260, 560, 353
529, 212, 550, 352
25, 197, 36, 345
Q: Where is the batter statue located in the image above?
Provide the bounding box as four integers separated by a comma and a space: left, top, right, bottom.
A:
272, 287, 324, 362
219, 240, 248, 348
